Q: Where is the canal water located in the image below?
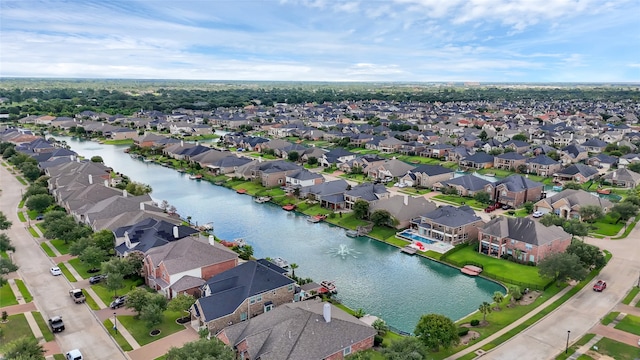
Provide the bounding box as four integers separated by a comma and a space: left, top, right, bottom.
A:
55, 136, 504, 333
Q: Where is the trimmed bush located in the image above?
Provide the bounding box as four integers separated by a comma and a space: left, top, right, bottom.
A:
458, 327, 470, 336
470, 319, 480, 326
374, 335, 384, 347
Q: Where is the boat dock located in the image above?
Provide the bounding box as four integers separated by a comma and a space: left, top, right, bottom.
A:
401, 245, 417, 255
461, 265, 483, 276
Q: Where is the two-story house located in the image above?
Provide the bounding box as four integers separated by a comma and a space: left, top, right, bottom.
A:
410, 205, 484, 245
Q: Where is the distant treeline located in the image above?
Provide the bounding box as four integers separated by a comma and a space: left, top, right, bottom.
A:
0, 83, 639, 118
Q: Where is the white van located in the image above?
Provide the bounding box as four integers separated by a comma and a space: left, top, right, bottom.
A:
65, 349, 83, 360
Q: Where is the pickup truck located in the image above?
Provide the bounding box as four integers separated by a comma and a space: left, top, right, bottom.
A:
49, 315, 65, 333
69, 289, 86, 304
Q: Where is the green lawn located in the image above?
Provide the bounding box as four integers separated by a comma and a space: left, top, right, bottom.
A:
27, 210, 38, 219
324, 213, 369, 230
601, 311, 620, 325
68, 257, 96, 279
0, 314, 34, 352
40, 242, 56, 257
622, 287, 639, 305
28, 226, 39, 237
590, 217, 624, 236
50, 239, 71, 255
14, 279, 32, 303
614, 314, 640, 336
32, 311, 54, 342
16, 176, 27, 185
431, 194, 485, 209
83, 289, 100, 310
103, 319, 134, 351
18, 200, 25, 208
56, 262, 77, 282
555, 333, 596, 360
102, 139, 134, 145
444, 245, 549, 287
591, 337, 640, 360
368, 227, 399, 242
117, 310, 185, 346
92, 278, 145, 305
17, 211, 26, 222
0, 283, 18, 307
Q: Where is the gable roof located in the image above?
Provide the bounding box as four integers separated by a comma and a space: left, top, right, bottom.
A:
526, 154, 559, 165
422, 205, 482, 227
441, 174, 493, 191
537, 189, 613, 210
463, 152, 495, 163
495, 175, 543, 191
114, 218, 199, 255
556, 163, 599, 178
411, 164, 454, 176
146, 237, 238, 275
482, 216, 570, 246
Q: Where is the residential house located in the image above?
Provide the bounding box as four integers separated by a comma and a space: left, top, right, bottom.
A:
432, 174, 494, 197
618, 153, 640, 169
494, 152, 527, 171
534, 189, 613, 220
586, 154, 618, 171
113, 218, 200, 256
525, 155, 562, 177
216, 301, 376, 360
479, 217, 572, 264
299, 180, 349, 210
410, 205, 484, 245
560, 143, 589, 165
422, 143, 454, 159
319, 148, 356, 167
134, 133, 169, 148
285, 169, 325, 188
144, 236, 239, 299
377, 137, 406, 153
601, 168, 640, 188
249, 160, 303, 187
460, 152, 494, 170
501, 139, 531, 154
110, 128, 138, 140
344, 183, 389, 209
369, 195, 438, 229
401, 164, 454, 188
554, 164, 599, 184
364, 159, 415, 182
488, 175, 544, 208
191, 261, 296, 335
581, 138, 608, 153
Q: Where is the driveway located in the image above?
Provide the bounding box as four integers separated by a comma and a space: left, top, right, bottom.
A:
476, 225, 640, 359
0, 164, 127, 360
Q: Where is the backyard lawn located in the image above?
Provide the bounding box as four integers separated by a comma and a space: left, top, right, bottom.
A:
432, 194, 486, 209
444, 245, 549, 287
117, 310, 185, 346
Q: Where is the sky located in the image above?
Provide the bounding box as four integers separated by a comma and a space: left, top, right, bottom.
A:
1, 0, 639, 83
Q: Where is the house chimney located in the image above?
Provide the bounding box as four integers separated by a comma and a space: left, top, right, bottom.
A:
181, 140, 184, 147
140, 202, 145, 210
123, 190, 127, 198
104, 179, 109, 187
88, 174, 93, 184
323, 303, 331, 323
209, 235, 215, 246
173, 226, 179, 238
404, 195, 409, 206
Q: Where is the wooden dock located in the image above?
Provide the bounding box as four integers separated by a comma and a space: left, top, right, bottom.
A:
461, 265, 483, 276
401, 246, 417, 255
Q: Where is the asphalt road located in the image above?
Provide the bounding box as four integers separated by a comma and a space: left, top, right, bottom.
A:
1, 166, 127, 360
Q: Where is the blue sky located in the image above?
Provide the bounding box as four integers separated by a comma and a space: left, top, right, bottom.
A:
1, 0, 639, 82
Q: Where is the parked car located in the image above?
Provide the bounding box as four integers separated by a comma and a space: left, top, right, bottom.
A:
49, 315, 65, 333
110, 296, 127, 309
35, 214, 44, 220
65, 349, 83, 360
50, 266, 62, 276
532, 211, 544, 218
593, 280, 607, 292
89, 274, 106, 284
501, 204, 512, 210
484, 203, 501, 213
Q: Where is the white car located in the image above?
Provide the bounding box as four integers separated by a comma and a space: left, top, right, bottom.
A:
50, 266, 62, 276
532, 211, 544, 218
65, 349, 83, 360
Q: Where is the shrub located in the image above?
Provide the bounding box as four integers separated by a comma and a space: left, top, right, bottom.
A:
470, 319, 480, 326
374, 335, 384, 347
458, 327, 469, 336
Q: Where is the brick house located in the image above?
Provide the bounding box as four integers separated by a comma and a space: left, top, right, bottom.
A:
191, 260, 296, 336
494, 152, 527, 171
554, 164, 599, 184
479, 217, 572, 264
486, 175, 543, 208
534, 189, 613, 220
525, 155, 561, 177
143, 236, 239, 299
410, 205, 484, 245
401, 164, 454, 188
250, 160, 303, 187
216, 301, 376, 360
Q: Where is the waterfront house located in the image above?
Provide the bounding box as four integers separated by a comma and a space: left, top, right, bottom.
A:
410, 205, 484, 245
370, 195, 438, 229
216, 301, 376, 360
134, 133, 168, 148
525, 154, 561, 177
432, 174, 494, 197
601, 168, 640, 188
534, 189, 613, 219
344, 182, 389, 209
246, 160, 304, 187
494, 152, 527, 171
143, 236, 238, 299
79, 191, 164, 231
299, 179, 349, 210
488, 175, 543, 208
285, 169, 325, 188
401, 164, 454, 188
110, 127, 138, 140
479, 217, 572, 264
554, 164, 599, 184
113, 218, 199, 256
191, 261, 296, 336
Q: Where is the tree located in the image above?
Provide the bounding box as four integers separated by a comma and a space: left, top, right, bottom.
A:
287, 151, 299, 162
2, 336, 45, 360
522, 201, 534, 214
478, 130, 488, 141
0, 211, 12, 230
0, 233, 15, 252
370, 209, 392, 227
92, 229, 116, 254
90, 156, 104, 163
562, 218, 589, 238
289, 263, 299, 278
512, 133, 528, 141
79, 246, 108, 271
352, 200, 369, 220
372, 318, 389, 335
20, 163, 42, 182
478, 301, 492, 321
538, 252, 588, 285
21, 184, 48, 201
140, 303, 164, 330
380, 336, 429, 360
307, 156, 318, 166
0, 258, 19, 286
125, 181, 152, 196
539, 213, 564, 227
579, 205, 604, 223
234, 245, 253, 260
102, 268, 124, 298
168, 293, 196, 320
25, 194, 54, 213
611, 202, 639, 222
165, 338, 235, 360
563, 182, 581, 190
126, 287, 151, 317
566, 239, 606, 269
492, 291, 504, 310
473, 191, 491, 204
414, 313, 459, 351
353, 308, 366, 319
547, 150, 560, 161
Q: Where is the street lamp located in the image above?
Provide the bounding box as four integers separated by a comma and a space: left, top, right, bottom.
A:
113, 312, 118, 335
565, 330, 571, 354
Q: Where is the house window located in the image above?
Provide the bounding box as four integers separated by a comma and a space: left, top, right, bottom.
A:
343, 346, 352, 356
288, 284, 294, 292
240, 312, 247, 321
529, 255, 535, 262
250, 297, 256, 304
510, 239, 515, 244
525, 244, 533, 250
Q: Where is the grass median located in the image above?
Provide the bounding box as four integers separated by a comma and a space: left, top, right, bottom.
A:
14, 279, 32, 303
103, 319, 133, 351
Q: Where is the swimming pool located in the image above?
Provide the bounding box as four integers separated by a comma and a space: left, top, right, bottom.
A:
398, 230, 436, 244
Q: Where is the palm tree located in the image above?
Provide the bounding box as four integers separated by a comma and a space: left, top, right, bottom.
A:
492, 291, 504, 310
479, 301, 492, 322
354, 308, 366, 319
289, 263, 299, 278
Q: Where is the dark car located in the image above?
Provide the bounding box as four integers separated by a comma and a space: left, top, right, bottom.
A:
501, 204, 511, 210
35, 214, 44, 220
89, 274, 106, 284
110, 296, 127, 309
593, 280, 607, 292
49, 315, 65, 333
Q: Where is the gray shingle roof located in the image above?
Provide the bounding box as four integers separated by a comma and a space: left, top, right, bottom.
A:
556, 164, 599, 178
441, 174, 493, 191
482, 216, 570, 246
411, 164, 454, 176
495, 175, 543, 191
422, 205, 482, 227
